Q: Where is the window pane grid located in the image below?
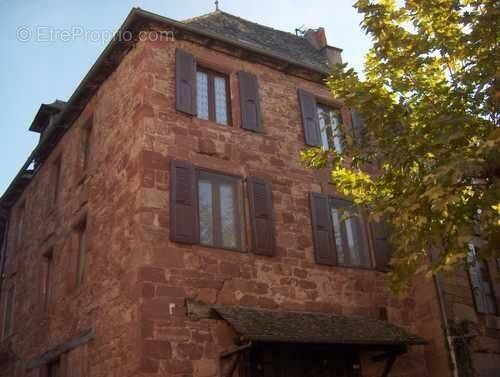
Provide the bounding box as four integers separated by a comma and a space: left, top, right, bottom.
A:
196, 71, 209, 120
198, 172, 241, 250
198, 179, 214, 245
330, 208, 344, 265
318, 104, 344, 154
214, 76, 228, 125
329, 199, 370, 268
220, 183, 236, 248
196, 68, 230, 125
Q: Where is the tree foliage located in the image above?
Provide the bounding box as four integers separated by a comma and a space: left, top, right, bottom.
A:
301, 0, 499, 292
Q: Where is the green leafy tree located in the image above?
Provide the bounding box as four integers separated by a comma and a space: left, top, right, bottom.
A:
301, 0, 499, 292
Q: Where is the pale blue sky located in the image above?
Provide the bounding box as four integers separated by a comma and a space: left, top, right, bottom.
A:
0, 0, 371, 195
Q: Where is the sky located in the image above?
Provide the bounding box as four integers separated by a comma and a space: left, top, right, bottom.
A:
0, 0, 372, 195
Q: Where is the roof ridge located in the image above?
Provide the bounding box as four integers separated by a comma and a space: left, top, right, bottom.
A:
184, 10, 307, 43
181, 9, 222, 23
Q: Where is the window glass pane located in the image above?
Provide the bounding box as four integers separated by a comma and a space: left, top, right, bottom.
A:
330, 208, 344, 265
196, 71, 209, 120
214, 76, 228, 125
330, 200, 369, 268
220, 183, 237, 248
345, 216, 361, 266
317, 105, 343, 153
198, 180, 213, 245
318, 106, 330, 150
331, 110, 344, 154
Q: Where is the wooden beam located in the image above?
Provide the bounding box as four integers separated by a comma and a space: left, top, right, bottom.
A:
25, 328, 95, 370
220, 342, 253, 359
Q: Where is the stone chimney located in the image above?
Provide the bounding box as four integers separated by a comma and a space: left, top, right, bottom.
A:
304, 27, 343, 66
304, 27, 327, 50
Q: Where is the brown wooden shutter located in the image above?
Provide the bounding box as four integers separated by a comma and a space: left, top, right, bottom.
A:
170, 160, 199, 244
351, 110, 366, 146
371, 220, 392, 271
247, 177, 275, 256
175, 49, 197, 115
468, 262, 489, 313
309, 193, 336, 265
238, 71, 262, 132
298, 89, 321, 146
487, 260, 500, 315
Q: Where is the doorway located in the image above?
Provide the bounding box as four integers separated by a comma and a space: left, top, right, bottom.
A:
241, 343, 360, 377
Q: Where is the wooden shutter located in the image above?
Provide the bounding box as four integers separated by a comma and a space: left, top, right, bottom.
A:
247, 177, 275, 256
238, 71, 262, 132
371, 220, 392, 271
170, 160, 199, 244
298, 89, 321, 146
469, 262, 489, 313
175, 49, 196, 115
309, 193, 336, 265
351, 110, 366, 146
487, 260, 500, 315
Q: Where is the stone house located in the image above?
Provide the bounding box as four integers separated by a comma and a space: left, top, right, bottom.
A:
0, 7, 498, 377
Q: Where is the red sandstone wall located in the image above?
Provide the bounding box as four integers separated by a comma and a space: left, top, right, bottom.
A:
1, 31, 478, 377
440, 264, 500, 376
0, 38, 152, 377
133, 37, 435, 377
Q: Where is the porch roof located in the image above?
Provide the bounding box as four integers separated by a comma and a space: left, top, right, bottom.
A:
214, 305, 427, 346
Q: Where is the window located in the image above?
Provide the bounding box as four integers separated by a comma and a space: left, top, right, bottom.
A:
77, 219, 87, 286
196, 68, 230, 125
468, 244, 497, 314
2, 286, 15, 338
329, 198, 371, 268
42, 250, 54, 309
15, 201, 25, 251
317, 104, 343, 153
52, 156, 62, 205
170, 161, 275, 254
82, 118, 93, 171
197, 171, 242, 250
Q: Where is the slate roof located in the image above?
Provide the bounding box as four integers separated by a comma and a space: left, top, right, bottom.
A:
214, 306, 427, 346
184, 10, 332, 72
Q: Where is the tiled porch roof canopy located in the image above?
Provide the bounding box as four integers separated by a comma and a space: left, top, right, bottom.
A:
214, 306, 427, 346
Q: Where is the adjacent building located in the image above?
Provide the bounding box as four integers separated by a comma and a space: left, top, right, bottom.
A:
0, 7, 498, 377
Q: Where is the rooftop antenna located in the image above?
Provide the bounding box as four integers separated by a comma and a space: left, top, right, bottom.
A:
295, 25, 306, 36
215, 0, 220, 11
